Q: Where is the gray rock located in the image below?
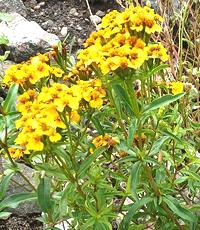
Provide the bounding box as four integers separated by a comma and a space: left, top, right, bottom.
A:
0, 13, 60, 62
69, 8, 78, 16
149, 0, 180, 13
90, 15, 101, 25
0, 0, 27, 17
42, 19, 54, 30
1, 158, 40, 215
95, 10, 105, 17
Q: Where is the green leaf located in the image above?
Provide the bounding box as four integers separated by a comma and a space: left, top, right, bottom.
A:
80, 217, 95, 229
161, 130, 182, 143
149, 136, 169, 156
180, 170, 200, 182
112, 84, 135, 116
91, 116, 105, 135
35, 164, 67, 180
0, 35, 9, 45
0, 171, 15, 200
0, 13, 12, 22
0, 211, 11, 219
0, 51, 10, 61
0, 192, 37, 211
85, 199, 97, 217
37, 177, 53, 213
94, 222, 112, 230
127, 118, 137, 148
163, 195, 197, 224
78, 147, 106, 178
2, 84, 19, 114
120, 197, 153, 229
129, 162, 142, 201
144, 93, 185, 113
59, 182, 76, 216
128, 224, 145, 230
147, 64, 168, 77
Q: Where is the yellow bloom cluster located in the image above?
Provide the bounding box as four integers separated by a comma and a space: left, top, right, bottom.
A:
90, 134, 118, 153
74, 5, 168, 76
8, 147, 30, 158
169, 81, 184, 95
3, 54, 64, 86
15, 80, 106, 152
77, 79, 106, 108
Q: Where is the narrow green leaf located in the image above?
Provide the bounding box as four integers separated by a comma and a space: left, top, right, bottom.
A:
147, 64, 168, 77
0, 51, 10, 62
0, 192, 37, 211
149, 136, 169, 156
180, 170, 200, 182
0, 172, 15, 200
2, 84, 19, 114
144, 93, 185, 113
91, 116, 105, 135
163, 195, 197, 224
120, 197, 153, 229
35, 164, 67, 180
0, 211, 11, 219
78, 147, 106, 178
112, 84, 134, 116
37, 177, 53, 213
127, 119, 137, 148
161, 130, 182, 143
80, 217, 95, 229
129, 162, 142, 201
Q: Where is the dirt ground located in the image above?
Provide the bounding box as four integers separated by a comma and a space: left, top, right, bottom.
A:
23, 0, 121, 49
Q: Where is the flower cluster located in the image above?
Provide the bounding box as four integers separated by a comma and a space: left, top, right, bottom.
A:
70, 5, 168, 76
15, 80, 106, 152
8, 147, 30, 159
3, 54, 64, 86
90, 134, 118, 153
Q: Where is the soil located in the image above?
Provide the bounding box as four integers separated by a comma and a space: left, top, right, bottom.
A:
0, 214, 43, 230
22, 0, 121, 50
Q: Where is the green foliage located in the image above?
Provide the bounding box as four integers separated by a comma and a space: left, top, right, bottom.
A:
0, 3, 199, 230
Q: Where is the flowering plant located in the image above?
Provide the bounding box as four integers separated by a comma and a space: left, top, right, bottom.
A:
0, 5, 199, 230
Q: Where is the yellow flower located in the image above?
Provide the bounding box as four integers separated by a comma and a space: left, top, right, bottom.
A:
7, 147, 30, 159
146, 43, 168, 62
169, 82, 184, 95
49, 131, 62, 142
50, 67, 64, 78
92, 134, 118, 152
70, 110, 80, 123
26, 133, 44, 151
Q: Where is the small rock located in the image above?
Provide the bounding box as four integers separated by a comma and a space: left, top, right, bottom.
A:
90, 15, 101, 25
69, 8, 78, 16
95, 10, 105, 17
60, 26, 68, 37
39, 1, 45, 7
77, 38, 84, 46
77, 25, 82, 31
42, 19, 54, 29
34, 5, 40, 10
39, 12, 45, 16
